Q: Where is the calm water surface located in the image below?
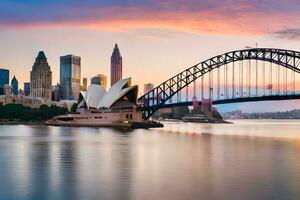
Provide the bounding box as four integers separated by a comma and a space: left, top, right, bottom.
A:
0, 120, 300, 200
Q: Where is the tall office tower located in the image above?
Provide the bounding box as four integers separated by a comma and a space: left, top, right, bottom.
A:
110, 44, 122, 86
24, 82, 30, 96
144, 83, 154, 93
11, 75, 18, 95
80, 77, 88, 91
60, 55, 81, 100
30, 51, 52, 102
0, 68, 9, 95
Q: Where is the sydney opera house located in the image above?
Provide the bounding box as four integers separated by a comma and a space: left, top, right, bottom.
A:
78, 78, 137, 111
47, 78, 162, 128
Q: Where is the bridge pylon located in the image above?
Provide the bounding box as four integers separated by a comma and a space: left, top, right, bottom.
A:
201, 99, 213, 119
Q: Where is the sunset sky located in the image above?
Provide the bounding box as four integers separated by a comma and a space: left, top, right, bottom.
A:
1, 0, 300, 112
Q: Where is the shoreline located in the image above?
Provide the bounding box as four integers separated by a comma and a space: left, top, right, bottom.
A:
0, 120, 46, 125
1, 118, 299, 126
0, 119, 164, 129
158, 118, 232, 124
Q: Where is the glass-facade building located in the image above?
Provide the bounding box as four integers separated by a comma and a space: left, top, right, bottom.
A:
60, 55, 81, 100
0, 68, 9, 95
24, 82, 30, 96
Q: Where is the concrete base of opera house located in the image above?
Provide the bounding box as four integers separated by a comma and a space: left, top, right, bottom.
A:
45, 120, 164, 129
45, 107, 163, 129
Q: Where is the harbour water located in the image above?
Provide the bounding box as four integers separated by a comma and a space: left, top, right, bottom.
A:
0, 120, 300, 200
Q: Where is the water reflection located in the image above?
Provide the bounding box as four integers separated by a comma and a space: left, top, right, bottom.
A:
0, 121, 300, 199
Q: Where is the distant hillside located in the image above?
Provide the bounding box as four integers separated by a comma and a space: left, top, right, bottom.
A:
222, 109, 300, 119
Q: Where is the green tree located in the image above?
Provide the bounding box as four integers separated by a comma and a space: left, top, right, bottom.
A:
0, 104, 68, 121
70, 103, 78, 113
1, 104, 27, 120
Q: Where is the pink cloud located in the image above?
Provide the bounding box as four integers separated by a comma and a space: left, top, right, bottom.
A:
1, 1, 300, 38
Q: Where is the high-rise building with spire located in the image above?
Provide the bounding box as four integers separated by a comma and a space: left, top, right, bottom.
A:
30, 51, 52, 102
110, 44, 122, 86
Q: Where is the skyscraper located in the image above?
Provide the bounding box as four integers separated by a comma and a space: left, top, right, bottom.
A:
91, 74, 107, 89
11, 75, 18, 95
60, 55, 81, 100
24, 82, 30, 96
30, 51, 52, 102
110, 44, 122, 86
0, 68, 9, 95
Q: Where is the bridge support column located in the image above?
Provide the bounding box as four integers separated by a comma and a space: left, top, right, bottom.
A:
201, 99, 213, 119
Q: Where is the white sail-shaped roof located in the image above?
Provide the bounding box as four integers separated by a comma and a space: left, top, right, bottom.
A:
86, 84, 106, 108
97, 85, 137, 109
97, 78, 131, 108
78, 78, 137, 109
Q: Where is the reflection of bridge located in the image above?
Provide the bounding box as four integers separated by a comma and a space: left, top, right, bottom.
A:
139, 48, 300, 119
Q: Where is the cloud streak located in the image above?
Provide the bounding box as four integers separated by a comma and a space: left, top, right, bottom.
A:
273, 28, 300, 40
1, 0, 300, 37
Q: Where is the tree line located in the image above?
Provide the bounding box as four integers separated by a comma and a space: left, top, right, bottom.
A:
0, 104, 69, 121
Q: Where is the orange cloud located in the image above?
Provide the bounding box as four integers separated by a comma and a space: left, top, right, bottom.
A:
2, 3, 300, 38
0, 0, 300, 38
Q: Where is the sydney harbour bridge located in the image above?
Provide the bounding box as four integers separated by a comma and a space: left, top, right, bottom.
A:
138, 48, 300, 119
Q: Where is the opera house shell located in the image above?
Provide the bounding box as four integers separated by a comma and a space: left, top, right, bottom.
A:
46, 77, 163, 128
78, 77, 138, 110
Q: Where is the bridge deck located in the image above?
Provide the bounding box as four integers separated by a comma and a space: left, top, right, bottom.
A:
145, 94, 300, 110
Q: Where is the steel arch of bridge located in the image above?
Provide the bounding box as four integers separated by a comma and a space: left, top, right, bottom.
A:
138, 48, 300, 119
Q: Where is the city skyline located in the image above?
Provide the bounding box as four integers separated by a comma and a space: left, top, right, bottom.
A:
1, 0, 300, 111
0, 2, 300, 200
